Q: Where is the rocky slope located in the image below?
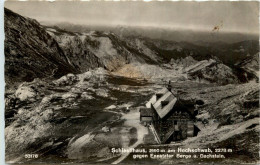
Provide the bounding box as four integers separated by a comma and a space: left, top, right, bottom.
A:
4, 8, 78, 88
44, 25, 240, 85
167, 81, 259, 164
4, 68, 153, 163
5, 68, 259, 164
46, 26, 161, 72
47, 28, 257, 84
113, 56, 238, 85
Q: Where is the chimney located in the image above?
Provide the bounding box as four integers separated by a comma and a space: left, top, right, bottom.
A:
167, 80, 172, 91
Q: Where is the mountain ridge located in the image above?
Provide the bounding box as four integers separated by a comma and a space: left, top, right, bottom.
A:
4, 8, 259, 89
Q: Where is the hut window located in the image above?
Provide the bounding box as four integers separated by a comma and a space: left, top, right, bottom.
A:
174, 120, 177, 125
156, 93, 163, 100
161, 101, 169, 107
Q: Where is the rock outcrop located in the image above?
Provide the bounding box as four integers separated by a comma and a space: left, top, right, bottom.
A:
236, 52, 259, 81
184, 59, 239, 84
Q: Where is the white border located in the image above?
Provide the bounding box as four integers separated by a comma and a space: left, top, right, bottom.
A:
0, 1, 259, 165
1, 0, 5, 165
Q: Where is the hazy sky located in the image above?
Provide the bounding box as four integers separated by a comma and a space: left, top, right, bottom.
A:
5, 1, 259, 34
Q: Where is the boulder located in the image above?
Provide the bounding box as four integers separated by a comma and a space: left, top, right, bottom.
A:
62, 93, 79, 100
40, 109, 54, 122
53, 73, 78, 86
101, 126, 111, 133
81, 92, 94, 100
15, 85, 36, 101
105, 105, 116, 110
96, 89, 109, 97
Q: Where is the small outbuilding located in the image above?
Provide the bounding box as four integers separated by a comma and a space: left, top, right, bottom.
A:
140, 108, 153, 125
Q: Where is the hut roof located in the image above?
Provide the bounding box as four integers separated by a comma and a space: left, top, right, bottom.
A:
151, 88, 177, 119
145, 88, 168, 108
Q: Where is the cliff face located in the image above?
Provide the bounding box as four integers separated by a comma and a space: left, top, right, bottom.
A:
47, 29, 130, 72
46, 27, 161, 72
4, 8, 78, 88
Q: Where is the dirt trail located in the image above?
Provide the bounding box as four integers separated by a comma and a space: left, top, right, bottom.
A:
112, 109, 148, 164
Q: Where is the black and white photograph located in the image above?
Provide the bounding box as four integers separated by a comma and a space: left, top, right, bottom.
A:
3, 1, 259, 164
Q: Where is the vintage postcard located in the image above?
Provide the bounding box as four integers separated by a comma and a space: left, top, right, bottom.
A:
4, 1, 259, 164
